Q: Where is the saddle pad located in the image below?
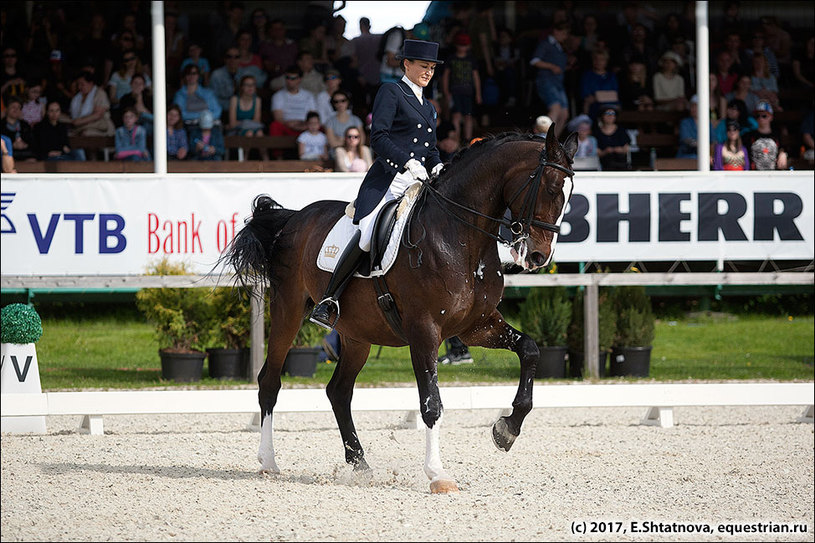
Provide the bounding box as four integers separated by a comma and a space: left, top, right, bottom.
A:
317, 182, 423, 277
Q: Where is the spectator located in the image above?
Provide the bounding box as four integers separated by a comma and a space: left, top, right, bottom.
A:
750, 53, 782, 112
493, 26, 520, 107
108, 50, 152, 113
530, 21, 571, 138
708, 73, 728, 123
576, 14, 601, 66
378, 25, 406, 85
619, 60, 654, 111
791, 36, 814, 92
759, 16, 792, 74
712, 120, 750, 171
110, 12, 147, 59
744, 101, 787, 170
533, 115, 553, 138
164, 9, 186, 90
676, 95, 714, 159
467, 3, 497, 79
669, 34, 695, 95
179, 43, 211, 87
189, 109, 224, 161
746, 30, 780, 80
1, 134, 17, 173
1, 96, 36, 162
212, 1, 245, 63
227, 75, 264, 137
248, 8, 270, 53
235, 29, 266, 88
173, 64, 221, 124
324, 90, 364, 151
720, 30, 750, 77
269, 65, 317, 139
726, 75, 759, 116
114, 107, 150, 161
210, 47, 244, 114
298, 23, 329, 71
442, 33, 482, 144
297, 51, 326, 97
620, 23, 659, 77
653, 50, 687, 111
568, 113, 600, 171
334, 126, 372, 172
714, 98, 758, 144
326, 15, 356, 84
259, 18, 299, 85
2, 46, 26, 107
315, 69, 344, 127
594, 105, 630, 171
166, 104, 188, 160
33, 101, 85, 161
74, 13, 111, 81
714, 50, 738, 96
118, 73, 154, 135
43, 49, 72, 111
580, 47, 620, 121
21, 82, 46, 127
297, 110, 328, 161
67, 71, 115, 137
351, 17, 382, 110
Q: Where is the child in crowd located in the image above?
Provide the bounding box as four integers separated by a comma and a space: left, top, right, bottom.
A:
442, 33, 482, 143
21, 82, 46, 126
166, 104, 188, 160
114, 107, 150, 161
190, 110, 225, 160
297, 111, 328, 161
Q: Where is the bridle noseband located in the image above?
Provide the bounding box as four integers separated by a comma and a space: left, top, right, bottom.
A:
419, 145, 575, 249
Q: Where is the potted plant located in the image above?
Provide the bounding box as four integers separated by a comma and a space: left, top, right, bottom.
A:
283, 318, 327, 377
1, 303, 47, 432
135, 258, 211, 382
519, 282, 572, 379
567, 287, 617, 378
609, 284, 656, 377
205, 287, 251, 380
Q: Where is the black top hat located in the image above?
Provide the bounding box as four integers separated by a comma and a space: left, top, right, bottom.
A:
397, 39, 444, 64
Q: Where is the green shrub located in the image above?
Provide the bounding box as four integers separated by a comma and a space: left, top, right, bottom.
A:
567, 287, 617, 352
613, 285, 656, 347
292, 319, 327, 348
207, 287, 252, 349
1, 303, 43, 344
135, 259, 212, 352
519, 286, 572, 346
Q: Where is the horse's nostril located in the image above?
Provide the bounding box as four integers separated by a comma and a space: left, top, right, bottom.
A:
531, 252, 546, 266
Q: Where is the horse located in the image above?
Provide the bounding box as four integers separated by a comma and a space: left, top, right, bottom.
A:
224, 124, 578, 494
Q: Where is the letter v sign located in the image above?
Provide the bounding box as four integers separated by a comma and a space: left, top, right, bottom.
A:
1, 354, 33, 382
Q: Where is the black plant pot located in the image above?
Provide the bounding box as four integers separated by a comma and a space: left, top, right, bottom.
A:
535, 345, 568, 379
159, 350, 205, 382
283, 347, 321, 377
609, 346, 652, 377
207, 347, 249, 380
568, 350, 607, 378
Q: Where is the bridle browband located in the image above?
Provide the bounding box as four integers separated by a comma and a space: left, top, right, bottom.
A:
418, 144, 575, 249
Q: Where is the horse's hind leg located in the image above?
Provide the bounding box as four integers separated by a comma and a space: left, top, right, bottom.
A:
325, 336, 372, 472
461, 311, 538, 452
257, 288, 308, 474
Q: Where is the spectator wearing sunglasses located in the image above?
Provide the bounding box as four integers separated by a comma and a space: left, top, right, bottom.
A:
334, 126, 372, 172
323, 90, 363, 150
316, 69, 344, 126
744, 101, 787, 170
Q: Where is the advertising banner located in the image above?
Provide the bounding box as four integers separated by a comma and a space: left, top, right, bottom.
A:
1, 172, 812, 276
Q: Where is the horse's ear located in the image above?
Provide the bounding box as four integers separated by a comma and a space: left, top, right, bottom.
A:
561, 131, 578, 161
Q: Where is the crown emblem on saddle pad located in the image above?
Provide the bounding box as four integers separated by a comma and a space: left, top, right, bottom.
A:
324, 244, 340, 258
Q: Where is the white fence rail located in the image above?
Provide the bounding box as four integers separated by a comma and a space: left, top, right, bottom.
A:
2, 383, 813, 435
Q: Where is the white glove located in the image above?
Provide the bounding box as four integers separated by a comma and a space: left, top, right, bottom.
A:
431, 163, 444, 177
405, 158, 429, 181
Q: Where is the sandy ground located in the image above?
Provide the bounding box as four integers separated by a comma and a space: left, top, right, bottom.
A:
1, 405, 813, 542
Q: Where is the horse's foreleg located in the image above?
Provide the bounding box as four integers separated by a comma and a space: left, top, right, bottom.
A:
461, 312, 538, 452
408, 335, 459, 494
325, 336, 371, 472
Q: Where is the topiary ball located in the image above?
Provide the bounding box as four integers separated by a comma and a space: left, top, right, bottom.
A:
1, 303, 43, 344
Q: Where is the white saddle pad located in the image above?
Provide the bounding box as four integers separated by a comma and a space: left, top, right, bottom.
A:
317, 182, 423, 277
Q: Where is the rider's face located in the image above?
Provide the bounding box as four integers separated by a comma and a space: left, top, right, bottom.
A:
405, 60, 436, 88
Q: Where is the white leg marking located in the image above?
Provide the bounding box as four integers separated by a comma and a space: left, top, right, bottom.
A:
257, 412, 280, 474
423, 412, 452, 483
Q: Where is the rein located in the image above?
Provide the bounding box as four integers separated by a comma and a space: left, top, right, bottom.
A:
417, 146, 575, 249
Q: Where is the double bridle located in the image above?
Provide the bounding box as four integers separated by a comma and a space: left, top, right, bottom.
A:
418, 146, 575, 249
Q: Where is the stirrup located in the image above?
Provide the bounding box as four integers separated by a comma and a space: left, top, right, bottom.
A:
309, 297, 340, 330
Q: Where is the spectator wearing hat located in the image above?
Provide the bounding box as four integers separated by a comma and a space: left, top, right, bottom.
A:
530, 21, 571, 138
677, 95, 714, 158
653, 50, 687, 111
568, 114, 600, 171
442, 32, 482, 144
744, 101, 787, 170
189, 109, 225, 161
712, 119, 750, 171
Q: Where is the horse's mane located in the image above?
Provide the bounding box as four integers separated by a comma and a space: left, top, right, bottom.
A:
440, 131, 543, 180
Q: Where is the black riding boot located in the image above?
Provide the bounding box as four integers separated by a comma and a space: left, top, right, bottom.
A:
309, 230, 366, 330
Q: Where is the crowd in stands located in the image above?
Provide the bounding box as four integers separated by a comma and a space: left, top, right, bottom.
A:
1, 1, 813, 173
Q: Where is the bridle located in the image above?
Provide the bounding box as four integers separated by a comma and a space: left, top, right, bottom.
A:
418, 145, 575, 249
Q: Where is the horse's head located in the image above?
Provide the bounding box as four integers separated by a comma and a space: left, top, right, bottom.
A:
505, 124, 578, 271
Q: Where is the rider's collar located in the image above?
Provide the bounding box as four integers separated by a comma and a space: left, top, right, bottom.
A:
401, 75, 424, 104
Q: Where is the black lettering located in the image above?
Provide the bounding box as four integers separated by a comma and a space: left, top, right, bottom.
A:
560, 194, 589, 242
659, 193, 691, 241
698, 193, 748, 241
754, 193, 804, 241
597, 193, 650, 242
10, 355, 33, 382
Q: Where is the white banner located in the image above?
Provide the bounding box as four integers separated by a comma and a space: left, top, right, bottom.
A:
1, 171, 813, 276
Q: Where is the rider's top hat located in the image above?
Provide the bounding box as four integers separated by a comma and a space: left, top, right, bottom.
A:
397, 39, 444, 64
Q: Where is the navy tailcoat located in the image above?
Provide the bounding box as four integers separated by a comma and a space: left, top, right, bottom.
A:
352, 80, 442, 223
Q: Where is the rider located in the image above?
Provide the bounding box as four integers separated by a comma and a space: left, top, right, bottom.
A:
310, 40, 445, 329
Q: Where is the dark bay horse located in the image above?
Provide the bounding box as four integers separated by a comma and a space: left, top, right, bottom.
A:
225, 125, 578, 493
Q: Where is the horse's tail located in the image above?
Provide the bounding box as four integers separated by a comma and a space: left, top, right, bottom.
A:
222, 195, 297, 295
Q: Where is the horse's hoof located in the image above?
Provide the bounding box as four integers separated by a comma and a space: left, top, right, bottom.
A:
259, 467, 280, 476
352, 458, 372, 473
430, 479, 460, 494
492, 417, 517, 452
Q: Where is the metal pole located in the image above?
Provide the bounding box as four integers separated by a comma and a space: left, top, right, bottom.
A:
151, 1, 168, 174
583, 281, 599, 378
696, 1, 710, 172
